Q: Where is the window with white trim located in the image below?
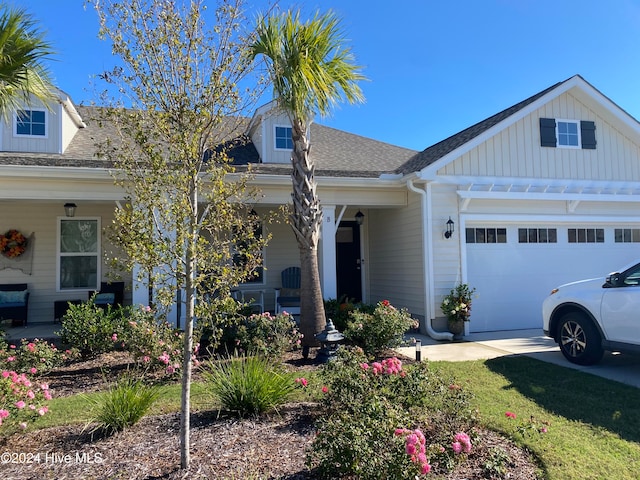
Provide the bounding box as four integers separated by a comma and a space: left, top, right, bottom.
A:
274, 125, 293, 150
15, 109, 47, 137
539, 118, 596, 149
58, 218, 100, 290
556, 120, 580, 147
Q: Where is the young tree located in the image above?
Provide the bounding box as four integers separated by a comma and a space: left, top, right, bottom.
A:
90, 0, 271, 469
0, 6, 55, 119
250, 10, 365, 356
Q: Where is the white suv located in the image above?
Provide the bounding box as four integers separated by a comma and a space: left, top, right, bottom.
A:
542, 260, 640, 365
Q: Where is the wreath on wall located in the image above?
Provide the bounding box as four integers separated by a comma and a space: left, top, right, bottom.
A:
0, 229, 28, 258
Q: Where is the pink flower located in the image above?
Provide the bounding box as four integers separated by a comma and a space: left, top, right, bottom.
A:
452, 441, 462, 454
541, 427, 548, 433
359, 363, 369, 370
27, 343, 36, 352
0, 409, 9, 419
505, 411, 517, 419
26, 390, 35, 399
43, 390, 52, 400
30, 367, 37, 374
421, 463, 431, 474
111, 333, 118, 341
321, 386, 328, 393
9, 344, 16, 349
19, 422, 27, 430
382, 299, 390, 306
166, 366, 175, 374
406, 443, 416, 455
1, 371, 9, 378
15, 401, 26, 409
7, 356, 15, 362
295, 377, 308, 387
38, 406, 48, 416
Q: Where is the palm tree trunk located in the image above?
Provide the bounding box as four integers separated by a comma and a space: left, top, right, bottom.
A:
290, 119, 326, 350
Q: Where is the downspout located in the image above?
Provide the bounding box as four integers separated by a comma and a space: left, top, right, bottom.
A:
407, 178, 453, 341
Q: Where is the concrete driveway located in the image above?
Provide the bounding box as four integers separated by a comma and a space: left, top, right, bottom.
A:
399, 329, 640, 389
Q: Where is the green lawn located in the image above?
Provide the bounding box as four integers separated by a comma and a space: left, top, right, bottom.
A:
434, 356, 640, 480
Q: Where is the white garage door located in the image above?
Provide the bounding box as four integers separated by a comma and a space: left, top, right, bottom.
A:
465, 224, 640, 332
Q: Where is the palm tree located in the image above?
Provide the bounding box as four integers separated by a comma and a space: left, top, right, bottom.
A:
251, 10, 365, 356
0, 6, 55, 119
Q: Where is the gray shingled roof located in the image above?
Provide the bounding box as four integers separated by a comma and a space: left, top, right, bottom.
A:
0, 105, 417, 177
395, 80, 563, 175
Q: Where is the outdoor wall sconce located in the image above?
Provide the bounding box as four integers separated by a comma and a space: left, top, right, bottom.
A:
444, 217, 455, 239
355, 210, 365, 225
64, 203, 77, 217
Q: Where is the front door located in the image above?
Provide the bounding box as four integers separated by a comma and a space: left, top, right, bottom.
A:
336, 221, 362, 303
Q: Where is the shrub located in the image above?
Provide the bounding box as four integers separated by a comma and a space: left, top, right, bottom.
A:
307, 347, 477, 478
118, 305, 186, 375
58, 299, 124, 358
220, 312, 302, 358
324, 297, 371, 332
201, 352, 297, 418
0, 338, 76, 375
343, 300, 417, 356
0, 370, 52, 432
85, 375, 161, 435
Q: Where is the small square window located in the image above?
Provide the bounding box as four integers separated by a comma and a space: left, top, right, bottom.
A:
15, 109, 47, 137
275, 126, 293, 150
557, 120, 579, 147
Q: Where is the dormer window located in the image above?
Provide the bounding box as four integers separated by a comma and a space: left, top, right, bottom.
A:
15, 109, 47, 137
274, 125, 293, 150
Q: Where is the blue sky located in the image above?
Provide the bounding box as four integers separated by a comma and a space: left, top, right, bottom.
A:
13, 0, 640, 151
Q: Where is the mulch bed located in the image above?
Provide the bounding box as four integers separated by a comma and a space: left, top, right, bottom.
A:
0, 350, 542, 479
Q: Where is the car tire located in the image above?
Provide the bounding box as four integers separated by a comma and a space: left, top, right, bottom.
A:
557, 312, 604, 365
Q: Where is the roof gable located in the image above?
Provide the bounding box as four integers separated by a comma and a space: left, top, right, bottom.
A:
399, 75, 640, 179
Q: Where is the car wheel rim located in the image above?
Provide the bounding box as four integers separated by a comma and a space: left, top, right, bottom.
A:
560, 321, 586, 357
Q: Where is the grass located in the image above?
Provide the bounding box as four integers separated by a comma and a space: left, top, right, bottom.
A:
433, 356, 640, 480
11, 355, 640, 479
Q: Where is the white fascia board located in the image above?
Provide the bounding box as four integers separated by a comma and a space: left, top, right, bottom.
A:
461, 212, 640, 224
0, 164, 113, 180
457, 190, 640, 203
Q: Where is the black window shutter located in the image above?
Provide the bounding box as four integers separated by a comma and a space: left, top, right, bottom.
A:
580, 121, 596, 149
540, 118, 556, 147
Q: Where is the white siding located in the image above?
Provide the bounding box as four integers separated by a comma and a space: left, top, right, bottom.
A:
439, 91, 640, 182
261, 112, 292, 164
368, 195, 424, 315
430, 184, 464, 318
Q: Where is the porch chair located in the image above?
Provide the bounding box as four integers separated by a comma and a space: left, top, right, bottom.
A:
89, 281, 125, 310
0, 283, 30, 326
274, 267, 301, 319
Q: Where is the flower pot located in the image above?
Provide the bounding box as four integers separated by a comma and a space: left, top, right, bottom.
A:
447, 319, 465, 340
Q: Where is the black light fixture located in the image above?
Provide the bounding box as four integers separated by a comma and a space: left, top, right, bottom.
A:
355, 210, 365, 226
64, 202, 77, 217
444, 216, 455, 239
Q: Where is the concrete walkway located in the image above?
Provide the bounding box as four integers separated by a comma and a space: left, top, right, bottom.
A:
5, 323, 640, 389
399, 329, 640, 389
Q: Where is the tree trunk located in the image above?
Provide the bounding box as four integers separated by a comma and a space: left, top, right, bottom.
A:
290, 118, 326, 349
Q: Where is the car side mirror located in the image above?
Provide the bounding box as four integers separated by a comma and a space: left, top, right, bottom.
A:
605, 273, 623, 287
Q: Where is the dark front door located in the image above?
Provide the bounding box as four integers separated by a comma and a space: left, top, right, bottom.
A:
336, 221, 362, 303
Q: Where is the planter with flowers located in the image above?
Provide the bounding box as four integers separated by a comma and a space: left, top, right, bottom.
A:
440, 283, 476, 339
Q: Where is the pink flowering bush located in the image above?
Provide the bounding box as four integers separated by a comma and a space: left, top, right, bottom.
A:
0, 338, 77, 375
308, 347, 477, 478
118, 305, 186, 376
0, 369, 52, 432
343, 300, 418, 356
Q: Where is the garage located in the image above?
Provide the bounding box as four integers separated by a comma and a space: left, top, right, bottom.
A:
465, 222, 640, 332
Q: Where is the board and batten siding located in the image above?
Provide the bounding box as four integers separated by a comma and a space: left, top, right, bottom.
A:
259, 111, 292, 164
438, 91, 640, 181
429, 184, 465, 319
0, 202, 123, 324
367, 195, 424, 316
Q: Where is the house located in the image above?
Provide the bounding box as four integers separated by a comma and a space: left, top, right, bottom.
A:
2, 75, 640, 338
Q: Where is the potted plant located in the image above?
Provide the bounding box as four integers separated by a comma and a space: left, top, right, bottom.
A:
440, 283, 476, 339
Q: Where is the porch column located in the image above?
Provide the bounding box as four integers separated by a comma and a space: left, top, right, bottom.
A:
320, 205, 337, 299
